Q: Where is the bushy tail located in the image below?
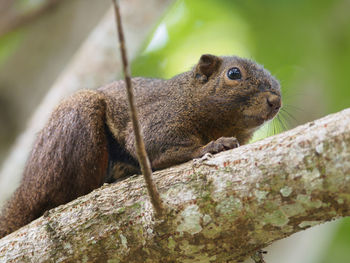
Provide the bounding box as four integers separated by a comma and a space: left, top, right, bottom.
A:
0, 90, 109, 238
0, 186, 33, 238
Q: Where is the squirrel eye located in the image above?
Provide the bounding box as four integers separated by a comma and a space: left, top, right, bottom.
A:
227, 67, 242, 80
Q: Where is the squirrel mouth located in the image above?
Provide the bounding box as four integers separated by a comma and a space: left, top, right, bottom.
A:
244, 115, 266, 126
266, 95, 282, 120
244, 102, 281, 125
246, 108, 280, 127
266, 108, 280, 120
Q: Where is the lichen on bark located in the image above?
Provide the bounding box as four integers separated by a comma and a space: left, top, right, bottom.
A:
1, 108, 350, 262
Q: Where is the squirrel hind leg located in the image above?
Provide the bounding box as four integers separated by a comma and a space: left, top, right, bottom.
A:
33, 90, 110, 200
105, 162, 140, 183
104, 123, 140, 183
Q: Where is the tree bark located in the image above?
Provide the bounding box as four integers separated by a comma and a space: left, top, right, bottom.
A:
1, 108, 350, 263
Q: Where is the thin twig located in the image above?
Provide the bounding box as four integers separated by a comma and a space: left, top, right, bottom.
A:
112, 0, 164, 217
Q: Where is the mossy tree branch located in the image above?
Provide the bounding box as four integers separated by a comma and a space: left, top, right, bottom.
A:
1, 108, 350, 262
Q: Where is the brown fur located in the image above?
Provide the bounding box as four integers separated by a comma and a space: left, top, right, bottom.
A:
0, 54, 281, 238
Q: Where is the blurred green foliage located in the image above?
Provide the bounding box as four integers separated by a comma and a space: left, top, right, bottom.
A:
0, 30, 22, 68
132, 0, 350, 262
16, 0, 47, 12
320, 217, 350, 263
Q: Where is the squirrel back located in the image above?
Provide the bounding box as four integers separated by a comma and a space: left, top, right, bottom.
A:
0, 54, 281, 238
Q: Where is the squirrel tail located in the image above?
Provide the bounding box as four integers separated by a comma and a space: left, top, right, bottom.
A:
0, 186, 33, 238
0, 90, 109, 238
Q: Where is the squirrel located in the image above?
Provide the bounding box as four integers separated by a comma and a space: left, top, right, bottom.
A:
0, 54, 281, 238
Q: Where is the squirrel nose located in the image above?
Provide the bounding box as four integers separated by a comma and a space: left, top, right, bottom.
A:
267, 94, 281, 111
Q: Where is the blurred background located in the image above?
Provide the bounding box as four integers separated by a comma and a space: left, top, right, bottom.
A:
0, 0, 350, 262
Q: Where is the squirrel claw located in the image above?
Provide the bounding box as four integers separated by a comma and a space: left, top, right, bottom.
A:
203, 137, 240, 155
193, 153, 214, 167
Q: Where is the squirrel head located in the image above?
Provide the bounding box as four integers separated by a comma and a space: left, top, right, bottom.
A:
193, 54, 281, 130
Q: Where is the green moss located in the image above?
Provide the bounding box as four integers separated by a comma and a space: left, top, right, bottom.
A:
263, 201, 280, 211
177, 204, 203, 235
107, 258, 121, 263
254, 190, 269, 202
337, 193, 350, 203
263, 209, 289, 227
280, 186, 293, 197
215, 196, 242, 216
298, 220, 321, 228
179, 240, 205, 254
281, 203, 305, 217
297, 194, 323, 208
167, 236, 176, 251
130, 202, 142, 211
202, 222, 221, 239
116, 207, 126, 214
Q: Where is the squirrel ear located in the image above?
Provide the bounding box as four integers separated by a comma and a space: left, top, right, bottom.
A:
195, 54, 222, 79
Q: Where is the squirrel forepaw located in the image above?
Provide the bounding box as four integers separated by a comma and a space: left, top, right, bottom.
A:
201, 137, 240, 155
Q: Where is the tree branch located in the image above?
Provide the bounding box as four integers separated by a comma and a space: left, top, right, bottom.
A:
1, 108, 350, 262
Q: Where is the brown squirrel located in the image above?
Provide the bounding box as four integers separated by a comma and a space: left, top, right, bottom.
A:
0, 54, 281, 238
